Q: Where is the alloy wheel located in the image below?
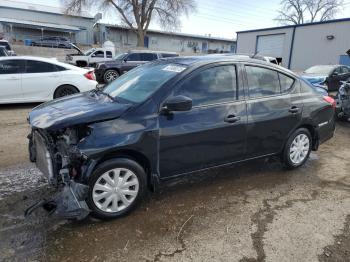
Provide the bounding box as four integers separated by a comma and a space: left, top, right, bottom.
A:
105, 70, 118, 82
92, 168, 139, 213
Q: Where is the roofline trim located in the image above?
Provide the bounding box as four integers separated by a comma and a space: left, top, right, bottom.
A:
97, 23, 236, 43
0, 5, 94, 19
236, 17, 350, 34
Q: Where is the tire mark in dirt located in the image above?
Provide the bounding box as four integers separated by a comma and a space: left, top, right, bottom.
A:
319, 215, 350, 262
240, 190, 319, 262
147, 215, 194, 262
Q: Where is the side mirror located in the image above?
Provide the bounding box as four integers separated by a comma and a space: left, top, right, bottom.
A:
163, 95, 192, 112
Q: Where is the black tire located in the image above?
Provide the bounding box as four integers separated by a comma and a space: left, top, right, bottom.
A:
54, 85, 79, 99
86, 158, 147, 220
282, 128, 312, 169
103, 69, 120, 83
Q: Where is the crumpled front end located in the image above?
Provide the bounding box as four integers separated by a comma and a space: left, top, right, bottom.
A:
27, 127, 91, 220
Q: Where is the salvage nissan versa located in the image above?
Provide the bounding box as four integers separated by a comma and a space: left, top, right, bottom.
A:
27, 55, 335, 220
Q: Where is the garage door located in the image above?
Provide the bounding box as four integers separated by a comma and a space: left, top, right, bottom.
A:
257, 34, 285, 57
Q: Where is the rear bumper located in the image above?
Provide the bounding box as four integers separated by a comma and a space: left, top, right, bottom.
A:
317, 117, 336, 146
94, 68, 105, 83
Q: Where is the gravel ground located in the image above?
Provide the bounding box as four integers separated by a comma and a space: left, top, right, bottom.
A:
0, 104, 349, 262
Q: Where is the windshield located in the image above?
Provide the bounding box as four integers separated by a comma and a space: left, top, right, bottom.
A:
103, 63, 187, 103
115, 53, 127, 60
84, 48, 95, 56
305, 65, 335, 75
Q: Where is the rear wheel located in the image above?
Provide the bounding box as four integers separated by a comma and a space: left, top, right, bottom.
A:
103, 69, 119, 83
86, 158, 147, 220
283, 128, 312, 169
54, 85, 79, 99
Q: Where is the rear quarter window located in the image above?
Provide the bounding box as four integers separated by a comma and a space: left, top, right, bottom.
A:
279, 73, 295, 93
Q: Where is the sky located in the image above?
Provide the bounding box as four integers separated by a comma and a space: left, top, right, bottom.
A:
13, 0, 350, 39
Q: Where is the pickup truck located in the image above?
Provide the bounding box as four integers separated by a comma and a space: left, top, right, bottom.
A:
66, 44, 115, 67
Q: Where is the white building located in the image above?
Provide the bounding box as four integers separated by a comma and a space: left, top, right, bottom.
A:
0, 0, 98, 45
95, 23, 236, 54
236, 18, 350, 70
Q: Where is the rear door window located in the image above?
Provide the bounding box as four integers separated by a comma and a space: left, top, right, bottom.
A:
93, 50, 105, 58
106, 51, 113, 58
175, 65, 237, 106
126, 53, 141, 61
341, 66, 350, 74
25, 60, 57, 73
246, 66, 280, 98
0, 59, 25, 74
141, 53, 157, 61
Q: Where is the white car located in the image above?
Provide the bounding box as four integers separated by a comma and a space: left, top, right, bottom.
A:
0, 56, 98, 104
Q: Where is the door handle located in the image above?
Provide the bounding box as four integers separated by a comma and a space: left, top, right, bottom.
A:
289, 106, 300, 114
49, 74, 59, 78
224, 114, 241, 123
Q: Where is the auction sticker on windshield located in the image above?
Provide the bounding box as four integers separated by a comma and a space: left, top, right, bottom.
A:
162, 64, 187, 73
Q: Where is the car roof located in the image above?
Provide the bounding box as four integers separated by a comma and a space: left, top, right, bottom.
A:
0, 56, 83, 70
0, 55, 59, 62
128, 50, 178, 54
0, 40, 9, 42
158, 54, 297, 76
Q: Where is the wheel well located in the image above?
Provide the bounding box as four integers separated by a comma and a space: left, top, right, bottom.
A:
298, 124, 319, 150
76, 60, 87, 67
54, 84, 79, 98
97, 150, 152, 190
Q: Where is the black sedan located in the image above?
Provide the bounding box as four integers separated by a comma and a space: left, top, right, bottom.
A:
302, 64, 350, 91
31, 36, 73, 49
27, 55, 335, 220
94, 50, 179, 83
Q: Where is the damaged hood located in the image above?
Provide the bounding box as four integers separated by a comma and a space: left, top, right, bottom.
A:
69, 43, 84, 55
29, 92, 132, 130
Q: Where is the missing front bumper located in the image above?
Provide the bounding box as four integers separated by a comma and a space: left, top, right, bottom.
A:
25, 181, 90, 220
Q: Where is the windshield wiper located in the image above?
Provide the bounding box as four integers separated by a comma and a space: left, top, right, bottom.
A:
93, 89, 117, 101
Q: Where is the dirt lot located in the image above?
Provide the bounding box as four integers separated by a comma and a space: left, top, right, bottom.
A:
0, 104, 349, 262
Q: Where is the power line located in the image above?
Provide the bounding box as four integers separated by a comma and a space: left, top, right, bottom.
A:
199, 0, 278, 15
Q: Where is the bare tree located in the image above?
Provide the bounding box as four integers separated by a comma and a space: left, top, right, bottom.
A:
63, 0, 196, 46
275, 0, 344, 25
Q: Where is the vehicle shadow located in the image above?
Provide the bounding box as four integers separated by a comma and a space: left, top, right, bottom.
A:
0, 103, 41, 111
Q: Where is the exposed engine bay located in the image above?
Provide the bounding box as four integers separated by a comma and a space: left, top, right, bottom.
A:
26, 127, 91, 220
336, 79, 350, 121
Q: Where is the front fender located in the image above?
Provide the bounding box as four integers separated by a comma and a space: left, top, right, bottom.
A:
77, 116, 159, 180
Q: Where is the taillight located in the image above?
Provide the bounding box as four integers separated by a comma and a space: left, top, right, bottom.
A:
84, 70, 95, 81
323, 96, 336, 108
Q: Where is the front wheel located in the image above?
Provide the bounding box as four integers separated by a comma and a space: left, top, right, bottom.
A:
283, 128, 312, 169
86, 158, 147, 220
